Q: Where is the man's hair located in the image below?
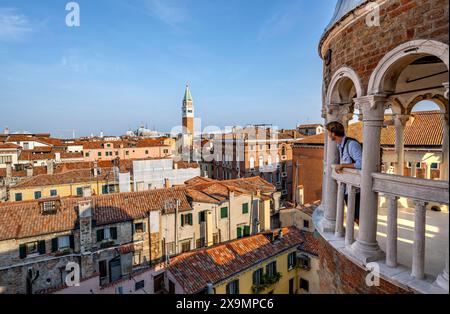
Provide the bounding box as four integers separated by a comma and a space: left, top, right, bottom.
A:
326, 121, 346, 137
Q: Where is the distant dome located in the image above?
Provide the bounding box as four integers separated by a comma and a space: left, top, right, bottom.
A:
126, 130, 135, 137
323, 0, 368, 35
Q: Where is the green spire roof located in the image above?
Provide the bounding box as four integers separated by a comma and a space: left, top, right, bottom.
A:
184, 83, 193, 102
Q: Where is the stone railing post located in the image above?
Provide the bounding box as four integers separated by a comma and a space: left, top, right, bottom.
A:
320, 103, 352, 233
412, 200, 427, 280
335, 181, 346, 237
350, 95, 386, 263
386, 194, 399, 268
345, 186, 357, 247
394, 114, 409, 176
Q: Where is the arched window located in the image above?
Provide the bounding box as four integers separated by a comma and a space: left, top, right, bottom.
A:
259, 156, 264, 167
281, 146, 286, 157
249, 156, 255, 169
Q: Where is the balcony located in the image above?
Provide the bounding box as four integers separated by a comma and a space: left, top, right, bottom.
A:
314, 166, 448, 294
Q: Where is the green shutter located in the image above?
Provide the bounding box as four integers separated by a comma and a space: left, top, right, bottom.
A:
38, 240, 46, 254
97, 229, 104, 242
242, 203, 249, 214
51, 238, 58, 252
237, 227, 242, 239
244, 226, 251, 237
110, 227, 118, 240
221, 207, 228, 219
189, 213, 193, 225
181, 215, 185, 227
19, 244, 27, 259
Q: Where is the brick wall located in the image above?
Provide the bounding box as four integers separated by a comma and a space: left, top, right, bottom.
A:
292, 146, 324, 204
317, 235, 414, 294
322, 0, 449, 92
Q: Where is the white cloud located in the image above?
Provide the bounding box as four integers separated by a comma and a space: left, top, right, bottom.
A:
145, 0, 189, 29
0, 8, 32, 42
258, 2, 301, 41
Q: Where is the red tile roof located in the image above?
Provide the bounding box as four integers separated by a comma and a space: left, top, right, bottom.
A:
297, 111, 444, 147
0, 143, 21, 149
168, 227, 309, 294
0, 187, 192, 241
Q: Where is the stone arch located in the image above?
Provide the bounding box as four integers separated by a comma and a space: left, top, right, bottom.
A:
326, 67, 364, 106
368, 40, 449, 95
406, 94, 449, 116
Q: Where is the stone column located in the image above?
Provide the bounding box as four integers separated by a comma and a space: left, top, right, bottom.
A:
425, 163, 432, 180
350, 95, 386, 263
386, 195, 398, 268
435, 82, 449, 291
320, 104, 352, 233
411, 162, 417, 178
345, 186, 357, 247
412, 200, 427, 280
335, 182, 346, 237
394, 114, 408, 176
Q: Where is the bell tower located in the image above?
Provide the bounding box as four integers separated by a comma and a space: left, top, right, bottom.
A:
182, 83, 194, 136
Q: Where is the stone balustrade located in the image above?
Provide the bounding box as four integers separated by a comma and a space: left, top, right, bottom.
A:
319, 166, 449, 293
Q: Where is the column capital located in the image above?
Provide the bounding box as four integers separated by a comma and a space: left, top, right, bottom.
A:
354, 95, 388, 122
413, 200, 428, 208
384, 194, 399, 201
326, 103, 353, 122
443, 82, 449, 100
393, 114, 410, 127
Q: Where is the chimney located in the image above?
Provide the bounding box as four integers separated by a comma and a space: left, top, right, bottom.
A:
174, 162, 178, 170
93, 161, 98, 177
26, 166, 33, 177
46, 160, 54, 175
78, 200, 93, 254
5, 162, 12, 179
164, 178, 171, 188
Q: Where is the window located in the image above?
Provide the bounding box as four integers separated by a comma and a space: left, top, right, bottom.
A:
249, 156, 255, 169
289, 278, 295, 294
243, 225, 251, 237
213, 233, 220, 245
242, 203, 249, 214
145, 150, 149, 155
220, 207, 228, 219
0, 156, 12, 163
51, 235, 74, 252
115, 151, 119, 156
288, 252, 296, 270
15, 193, 23, 202
165, 242, 176, 256
125, 151, 130, 156
34, 191, 42, 200
226, 280, 239, 294
198, 211, 206, 223
299, 278, 309, 292
107, 144, 111, 148
135, 280, 145, 291
181, 213, 193, 227
98, 152, 102, 157
50, 189, 58, 197
237, 227, 243, 239
266, 261, 277, 277
58, 236, 70, 249
163, 149, 169, 154
181, 240, 191, 253
196, 238, 205, 249
134, 222, 146, 233
303, 220, 310, 229
96, 227, 117, 242
76, 187, 83, 196
281, 146, 287, 156
99, 260, 108, 282
253, 268, 263, 286
19, 240, 46, 259
431, 163, 440, 170
297, 254, 311, 270
259, 156, 264, 167
85, 152, 90, 157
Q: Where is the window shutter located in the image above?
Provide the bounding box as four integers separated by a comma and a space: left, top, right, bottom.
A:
237, 227, 242, 239
38, 240, 46, 255
69, 235, 75, 249
51, 238, 58, 252
244, 226, 250, 236
19, 244, 27, 259
198, 212, 202, 223
110, 227, 118, 240
142, 223, 146, 233
189, 214, 193, 225
97, 229, 104, 242
181, 215, 185, 227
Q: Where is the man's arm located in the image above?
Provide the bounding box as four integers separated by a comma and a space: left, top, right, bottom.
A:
335, 141, 362, 173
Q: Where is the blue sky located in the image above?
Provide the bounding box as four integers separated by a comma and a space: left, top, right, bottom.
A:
0, 0, 398, 137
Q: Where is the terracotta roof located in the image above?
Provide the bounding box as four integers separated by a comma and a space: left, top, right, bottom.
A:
12, 168, 114, 188
168, 227, 306, 294
18, 150, 83, 161
0, 187, 192, 241
0, 143, 21, 149
297, 111, 444, 147
298, 124, 322, 128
